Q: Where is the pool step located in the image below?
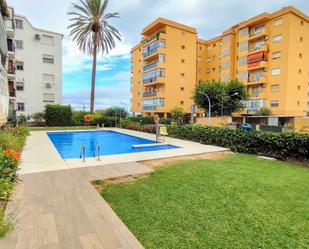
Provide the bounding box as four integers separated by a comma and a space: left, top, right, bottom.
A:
132, 143, 168, 148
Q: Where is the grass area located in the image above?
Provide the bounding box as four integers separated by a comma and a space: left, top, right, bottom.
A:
102, 154, 309, 249
27, 126, 96, 131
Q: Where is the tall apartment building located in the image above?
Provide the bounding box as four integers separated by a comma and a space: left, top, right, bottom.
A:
0, 3, 8, 125
0, 4, 63, 122
13, 14, 63, 116
130, 6, 309, 125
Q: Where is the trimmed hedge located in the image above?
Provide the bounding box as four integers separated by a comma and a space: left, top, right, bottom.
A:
167, 125, 309, 160
45, 105, 73, 126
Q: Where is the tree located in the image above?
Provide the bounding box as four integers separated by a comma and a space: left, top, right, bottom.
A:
68, 0, 121, 113
170, 107, 184, 124
193, 80, 247, 116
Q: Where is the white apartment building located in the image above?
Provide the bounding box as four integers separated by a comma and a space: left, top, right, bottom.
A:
0, 5, 9, 125
12, 14, 63, 117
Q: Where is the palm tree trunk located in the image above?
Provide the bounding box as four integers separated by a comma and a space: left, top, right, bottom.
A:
90, 32, 98, 113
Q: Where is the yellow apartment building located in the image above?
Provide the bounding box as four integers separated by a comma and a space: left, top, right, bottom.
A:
130, 6, 309, 128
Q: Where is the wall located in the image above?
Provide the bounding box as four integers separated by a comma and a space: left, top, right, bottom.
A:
196, 116, 232, 127
14, 15, 62, 116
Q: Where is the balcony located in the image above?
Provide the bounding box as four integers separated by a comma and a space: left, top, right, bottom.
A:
143, 106, 157, 111
244, 99, 265, 113
248, 43, 268, 55
7, 39, 15, 59
248, 27, 268, 41
142, 98, 165, 111
143, 68, 165, 84
4, 18, 14, 36
143, 40, 165, 58
248, 60, 267, 70
142, 30, 166, 46
143, 61, 158, 71
247, 75, 267, 86
143, 91, 157, 98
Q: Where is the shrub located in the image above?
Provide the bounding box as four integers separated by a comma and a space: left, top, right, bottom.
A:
84, 114, 94, 123
72, 111, 89, 126
0, 127, 28, 151
45, 105, 73, 126
0, 149, 20, 182
0, 178, 13, 199
257, 107, 271, 116
32, 112, 46, 123
167, 125, 309, 160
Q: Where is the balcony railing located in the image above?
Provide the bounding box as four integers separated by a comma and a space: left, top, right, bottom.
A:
143, 106, 157, 111
9, 91, 16, 97
142, 30, 166, 45
4, 18, 14, 29
143, 61, 157, 71
143, 91, 157, 98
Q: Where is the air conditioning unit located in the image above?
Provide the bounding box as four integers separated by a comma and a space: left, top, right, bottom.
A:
35, 34, 41, 40
45, 83, 52, 88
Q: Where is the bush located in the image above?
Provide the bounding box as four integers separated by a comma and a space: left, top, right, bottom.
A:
32, 112, 45, 123
72, 111, 89, 126
0, 127, 29, 151
45, 105, 73, 126
167, 125, 309, 160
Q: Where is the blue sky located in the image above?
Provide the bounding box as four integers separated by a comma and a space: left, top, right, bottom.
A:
8, 0, 309, 111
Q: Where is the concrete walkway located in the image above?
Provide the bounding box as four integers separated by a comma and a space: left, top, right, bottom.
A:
0, 162, 152, 249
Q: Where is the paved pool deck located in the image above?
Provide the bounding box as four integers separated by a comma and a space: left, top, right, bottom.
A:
19, 128, 228, 175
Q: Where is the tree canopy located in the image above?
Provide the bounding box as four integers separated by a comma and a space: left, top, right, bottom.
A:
193, 80, 247, 116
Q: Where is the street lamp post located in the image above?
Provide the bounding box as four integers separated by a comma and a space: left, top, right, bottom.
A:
221, 92, 239, 116
198, 91, 211, 126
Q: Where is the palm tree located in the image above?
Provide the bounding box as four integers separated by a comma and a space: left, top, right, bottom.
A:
68, 0, 121, 113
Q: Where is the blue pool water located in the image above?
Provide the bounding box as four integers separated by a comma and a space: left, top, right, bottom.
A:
47, 130, 178, 159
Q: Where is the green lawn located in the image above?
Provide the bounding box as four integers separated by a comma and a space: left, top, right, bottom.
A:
102, 154, 309, 249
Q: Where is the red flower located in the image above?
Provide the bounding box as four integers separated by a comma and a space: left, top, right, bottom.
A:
13, 151, 21, 161
5, 149, 12, 156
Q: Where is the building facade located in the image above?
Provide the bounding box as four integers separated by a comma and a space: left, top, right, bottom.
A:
130, 6, 309, 122
13, 14, 62, 117
0, 2, 9, 125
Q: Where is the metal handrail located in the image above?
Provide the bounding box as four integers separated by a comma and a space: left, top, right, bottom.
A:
94, 143, 101, 161
80, 144, 85, 162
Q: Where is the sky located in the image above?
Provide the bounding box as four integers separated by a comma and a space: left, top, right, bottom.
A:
7, 0, 309, 111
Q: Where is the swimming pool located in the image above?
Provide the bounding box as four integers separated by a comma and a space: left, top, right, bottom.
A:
47, 130, 178, 159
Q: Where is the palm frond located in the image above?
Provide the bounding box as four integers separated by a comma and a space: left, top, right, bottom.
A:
68, 0, 121, 56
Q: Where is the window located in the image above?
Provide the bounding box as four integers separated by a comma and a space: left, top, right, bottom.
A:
17, 102, 25, 111
271, 84, 280, 92
15, 19, 23, 29
298, 69, 302, 74
252, 86, 262, 97
272, 51, 281, 60
16, 82, 24, 91
181, 59, 185, 63
42, 35, 54, 46
16, 61, 24, 70
270, 100, 279, 108
297, 101, 300, 106
181, 45, 185, 49
180, 101, 184, 105
272, 68, 280, 76
212, 67, 216, 72
181, 73, 185, 78
207, 57, 211, 62
254, 25, 264, 35
299, 53, 303, 58
274, 18, 282, 26
238, 71, 248, 81
238, 41, 248, 51
43, 54, 54, 64
198, 56, 202, 62
181, 31, 186, 36
300, 37, 303, 42
43, 74, 55, 85
213, 43, 216, 48
273, 35, 282, 43
207, 46, 212, 51
159, 54, 165, 62
222, 35, 231, 44
16, 40, 23, 49
43, 93, 55, 103
301, 20, 304, 26
199, 46, 202, 50
238, 56, 247, 66
221, 61, 230, 70
180, 87, 184, 91
239, 27, 249, 37
207, 68, 211, 74
221, 47, 230, 57
297, 85, 301, 90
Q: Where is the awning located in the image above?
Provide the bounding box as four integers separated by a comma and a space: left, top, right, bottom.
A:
248, 51, 267, 63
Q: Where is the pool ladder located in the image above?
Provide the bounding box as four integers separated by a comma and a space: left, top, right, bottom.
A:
80, 144, 86, 162
94, 143, 101, 161
80, 143, 101, 162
